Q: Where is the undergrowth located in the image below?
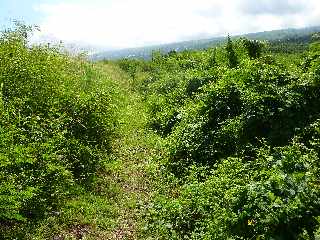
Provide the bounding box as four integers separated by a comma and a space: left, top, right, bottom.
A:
2, 24, 320, 240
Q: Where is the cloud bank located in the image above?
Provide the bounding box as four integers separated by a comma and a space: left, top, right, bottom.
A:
33, 0, 320, 49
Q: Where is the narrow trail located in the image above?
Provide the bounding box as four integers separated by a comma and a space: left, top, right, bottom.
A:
96, 64, 162, 240
49, 63, 161, 240
18, 63, 161, 240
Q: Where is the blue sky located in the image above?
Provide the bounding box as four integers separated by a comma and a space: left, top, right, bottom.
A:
0, 0, 45, 27
1, 0, 320, 49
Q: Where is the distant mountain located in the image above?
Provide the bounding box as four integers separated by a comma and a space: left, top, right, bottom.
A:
91, 26, 320, 61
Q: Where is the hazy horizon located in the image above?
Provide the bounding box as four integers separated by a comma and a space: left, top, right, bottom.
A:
1, 0, 320, 50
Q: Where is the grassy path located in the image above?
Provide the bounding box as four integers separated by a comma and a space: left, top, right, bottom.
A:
94, 63, 162, 239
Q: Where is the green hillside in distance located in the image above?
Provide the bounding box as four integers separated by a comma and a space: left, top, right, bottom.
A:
91, 25, 320, 61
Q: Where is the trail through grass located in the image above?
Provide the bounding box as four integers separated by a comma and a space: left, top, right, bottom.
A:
90, 63, 163, 239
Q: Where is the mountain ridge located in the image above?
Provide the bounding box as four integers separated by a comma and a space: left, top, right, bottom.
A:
91, 25, 320, 60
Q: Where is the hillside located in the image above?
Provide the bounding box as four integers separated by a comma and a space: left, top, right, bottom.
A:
91, 25, 320, 60
1, 24, 320, 239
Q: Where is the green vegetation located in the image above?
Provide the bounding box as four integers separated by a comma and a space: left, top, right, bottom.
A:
120, 36, 320, 239
0, 24, 120, 238
1, 24, 320, 239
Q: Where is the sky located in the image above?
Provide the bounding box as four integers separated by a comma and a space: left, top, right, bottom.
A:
1, 0, 320, 50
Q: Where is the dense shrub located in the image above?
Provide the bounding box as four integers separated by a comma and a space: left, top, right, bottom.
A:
144, 142, 320, 239
138, 50, 228, 135
134, 38, 273, 137
163, 52, 320, 173
0, 25, 117, 221
140, 38, 320, 239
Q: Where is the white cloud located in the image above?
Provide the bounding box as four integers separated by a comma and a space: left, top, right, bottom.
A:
32, 0, 320, 49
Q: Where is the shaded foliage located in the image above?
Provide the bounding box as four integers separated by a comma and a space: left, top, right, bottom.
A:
0, 25, 118, 222
137, 37, 320, 239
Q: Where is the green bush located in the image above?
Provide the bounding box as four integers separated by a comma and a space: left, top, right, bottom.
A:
0, 25, 117, 221
144, 142, 320, 239
141, 38, 320, 239
165, 56, 320, 175
139, 38, 274, 137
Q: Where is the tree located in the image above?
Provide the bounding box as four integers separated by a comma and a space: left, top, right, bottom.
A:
310, 32, 320, 53
208, 48, 217, 67
242, 38, 264, 59
225, 35, 238, 68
